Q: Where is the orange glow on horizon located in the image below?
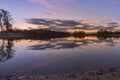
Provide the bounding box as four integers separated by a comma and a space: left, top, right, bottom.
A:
67, 29, 98, 33
66, 36, 98, 41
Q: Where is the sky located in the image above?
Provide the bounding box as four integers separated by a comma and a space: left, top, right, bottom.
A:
0, 0, 120, 30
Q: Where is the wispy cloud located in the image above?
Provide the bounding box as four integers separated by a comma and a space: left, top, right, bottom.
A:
29, 0, 58, 8
45, 12, 58, 16
28, 0, 75, 8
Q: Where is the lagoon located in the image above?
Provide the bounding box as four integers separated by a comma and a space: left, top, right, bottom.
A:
0, 36, 120, 76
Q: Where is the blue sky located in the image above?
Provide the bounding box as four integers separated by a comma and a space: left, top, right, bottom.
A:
0, 0, 120, 29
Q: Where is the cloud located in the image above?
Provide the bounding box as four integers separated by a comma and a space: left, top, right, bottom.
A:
25, 18, 120, 31
29, 0, 58, 8
45, 12, 58, 16
28, 0, 75, 8
25, 18, 82, 31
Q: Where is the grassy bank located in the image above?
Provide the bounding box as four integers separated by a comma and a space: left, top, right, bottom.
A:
0, 29, 71, 39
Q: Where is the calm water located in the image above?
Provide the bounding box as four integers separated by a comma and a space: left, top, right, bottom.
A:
0, 36, 120, 76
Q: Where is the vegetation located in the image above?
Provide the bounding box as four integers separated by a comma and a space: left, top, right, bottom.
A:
0, 9, 13, 32
96, 30, 120, 40
23, 29, 71, 39
97, 30, 120, 36
0, 29, 71, 39
73, 31, 85, 37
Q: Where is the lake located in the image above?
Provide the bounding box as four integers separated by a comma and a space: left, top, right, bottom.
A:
0, 36, 120, 76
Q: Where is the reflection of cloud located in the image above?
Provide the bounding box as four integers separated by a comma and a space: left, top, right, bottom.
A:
29, 58, 62, 69
28, 37, 119, 50
29, 42, 80, 50
25, 18, 120, 31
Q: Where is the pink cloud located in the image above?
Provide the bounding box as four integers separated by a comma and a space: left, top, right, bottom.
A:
28, 0, 76, 8
29, 0, 57, 8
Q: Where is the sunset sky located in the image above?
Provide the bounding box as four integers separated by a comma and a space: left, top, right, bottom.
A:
0, 0, 120, 31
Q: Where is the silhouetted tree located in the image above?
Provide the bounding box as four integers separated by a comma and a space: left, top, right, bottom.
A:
73, 31, 85, 37
0, 11, 3, 31
97, 29, 120, 39
0, 9, 13, 32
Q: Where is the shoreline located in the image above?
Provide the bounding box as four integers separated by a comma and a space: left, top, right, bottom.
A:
0, 67, 120, 80
0, 33, 120, 39
0, 33, 25, 39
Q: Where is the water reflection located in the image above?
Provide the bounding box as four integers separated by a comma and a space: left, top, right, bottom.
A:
0, 36, 120, 76
0, 39, 15, 62
0, 37, 119, 62
28, 36, 119, 50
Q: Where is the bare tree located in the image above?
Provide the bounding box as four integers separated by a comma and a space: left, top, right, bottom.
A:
0, 10, 3, 31
0, 9, 13, 32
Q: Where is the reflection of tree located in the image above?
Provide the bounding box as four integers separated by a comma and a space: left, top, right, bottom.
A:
0, 39, 15, 62
97, 36, 120, 40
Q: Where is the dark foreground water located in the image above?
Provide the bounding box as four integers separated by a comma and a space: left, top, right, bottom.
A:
0, 36, 120, 76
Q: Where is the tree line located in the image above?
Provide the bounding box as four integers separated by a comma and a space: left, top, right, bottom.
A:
97, 30, 120, 36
